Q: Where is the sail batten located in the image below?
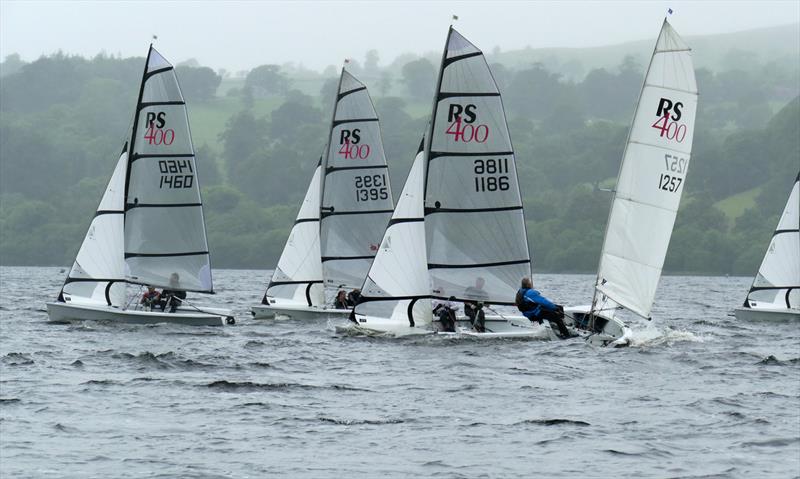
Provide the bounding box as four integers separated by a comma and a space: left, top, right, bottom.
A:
593, 20, 698, 319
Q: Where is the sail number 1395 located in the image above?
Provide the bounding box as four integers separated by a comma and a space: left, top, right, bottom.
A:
354, 174, 389, 202
474, 158, 510, 192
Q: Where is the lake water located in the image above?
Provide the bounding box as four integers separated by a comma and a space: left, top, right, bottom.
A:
1, 266, 798, 478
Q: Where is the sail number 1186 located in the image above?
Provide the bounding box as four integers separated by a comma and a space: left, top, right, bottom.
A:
474, 158, 510, 192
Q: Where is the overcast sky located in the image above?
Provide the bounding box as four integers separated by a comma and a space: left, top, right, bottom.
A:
2, 1, 798, 72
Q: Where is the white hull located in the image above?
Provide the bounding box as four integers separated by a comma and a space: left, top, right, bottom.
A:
251, 301, 351, 320
46, 301, 234, 326
563, 305, 632, 347
345, 313, 550, 339
734, 307, 800, 322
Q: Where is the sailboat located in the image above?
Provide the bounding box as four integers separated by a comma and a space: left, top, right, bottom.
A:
734, 172, 799, 321
348, 27, 545, 338
252, 67, 394, 319
46, 45, 234, 326
564, 18, 698, 346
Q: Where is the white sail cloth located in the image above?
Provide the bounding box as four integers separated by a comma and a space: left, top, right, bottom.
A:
595, 20, 698, 319
264, 165, 325, 306
124, 47, 213, 293
424, 28, 530, 305
746, 174, 800, 309
60, 149, 128, 306
319, 69, 394, 291
355, 140, 432, 326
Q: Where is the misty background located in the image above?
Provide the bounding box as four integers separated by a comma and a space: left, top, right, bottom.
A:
0, 1, 798, 275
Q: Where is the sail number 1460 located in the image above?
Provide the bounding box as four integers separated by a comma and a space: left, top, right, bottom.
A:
474, 158, 510, 192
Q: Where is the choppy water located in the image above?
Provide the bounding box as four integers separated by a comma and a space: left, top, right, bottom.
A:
1, 266, 798, 478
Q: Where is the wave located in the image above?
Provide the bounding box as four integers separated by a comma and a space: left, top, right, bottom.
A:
515, 418, 591, 427
758, 355, 800, 366
1, 352, 34, 366
204, 380, 369, 392
317, 416, 405, 425
0, 398, 20, 403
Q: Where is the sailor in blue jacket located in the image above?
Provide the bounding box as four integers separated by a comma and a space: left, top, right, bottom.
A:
515, 277, 571, 339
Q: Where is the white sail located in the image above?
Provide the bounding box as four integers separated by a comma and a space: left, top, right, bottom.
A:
594, 19, 698, 319
262, 164, 325, 306
354, 139, 432, 327
745, 172, 800, 309
59, 147, 128, 306
424, 27, 531, 305
319, 69, 394, 291
124, 46, 213, 293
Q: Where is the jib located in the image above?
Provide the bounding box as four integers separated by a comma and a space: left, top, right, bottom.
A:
146, 111, 167, 128
447, 104, 477, 123
339, 129, 361, 144
656, 98, 683, 121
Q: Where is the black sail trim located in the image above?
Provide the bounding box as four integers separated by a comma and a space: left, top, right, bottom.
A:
429, 294, 516, 307
331, 117, 379, 127
437, 92, 500, 101
356, 294, 431, 303
387, 217, 423, 227
774, 229, 800, 236
294, 218, 319, 225
321, 209, 393, 219
268, 280, 324, 287
143, 65, 173, 81
130, 153, 194, 163
748, 285, 800, 292
138, 100, 185, 110
126, 202, 202, 210
64, 277, 123, 284
428, 259, 530, 269
325, 164, 388, 174
429, 150, 513, 160
337, 86, 367, 101
124, 251, 208, 258
425, 205, 523, 215
442, 51, 483, 68
321, 255, 375, 262
95, 210, 124, 217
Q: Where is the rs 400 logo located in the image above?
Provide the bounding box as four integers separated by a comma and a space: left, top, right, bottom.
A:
651, 98, 687, 143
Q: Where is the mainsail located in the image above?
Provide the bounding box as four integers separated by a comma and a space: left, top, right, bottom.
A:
355, 138, 432, 326
124, 46, 213, 293
58, 146, 128, 306
262, 163, 325, 307
744, 172, 800, 309
424, 27, 531, 305
319, 68, 394, 290
594, 19, 698, 319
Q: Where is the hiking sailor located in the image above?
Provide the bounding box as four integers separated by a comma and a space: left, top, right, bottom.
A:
515, 277, 571, 339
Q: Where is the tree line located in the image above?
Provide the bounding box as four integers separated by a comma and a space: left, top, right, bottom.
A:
0, 45, 797, 274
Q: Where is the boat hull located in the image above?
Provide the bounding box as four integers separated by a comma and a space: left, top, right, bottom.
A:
345, 312, 549, 339
734, 307, 800, 321
563, 305, 632, 347
251, 302, 351, 320
46, 301, 235, 326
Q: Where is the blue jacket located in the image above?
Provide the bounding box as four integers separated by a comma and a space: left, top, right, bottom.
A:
516, 288, 557, 319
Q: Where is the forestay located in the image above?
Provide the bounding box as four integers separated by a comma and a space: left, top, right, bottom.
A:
319, 69, 393, 290
355, 139, 432, 326
424, 27, 530, 305
59, 147, 128, 307
594, 19, 698, 319
124, 47, 213, 293
745, 172, 800, 309
262, 163, 325, 306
